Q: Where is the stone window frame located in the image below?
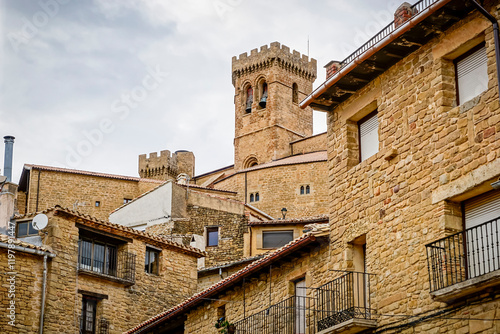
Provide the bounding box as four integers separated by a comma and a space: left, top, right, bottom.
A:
299, 185, 311, 195
453, 41, 488, 106
145, 246, 160, 275
343, 100, 379, 168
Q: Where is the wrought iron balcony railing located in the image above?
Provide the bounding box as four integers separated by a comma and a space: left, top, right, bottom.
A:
78, 241, 136, 284
79, 316, 109, 334
316, 271, 374, 332
234, 295, 316, 334
426, 216, 500, 292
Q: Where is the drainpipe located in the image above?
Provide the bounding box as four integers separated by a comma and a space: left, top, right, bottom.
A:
0, 241, 56, 334
470, 0, 500, 102
39, 255, 48, 334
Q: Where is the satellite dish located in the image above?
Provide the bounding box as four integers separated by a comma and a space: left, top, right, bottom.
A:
32, 214, 48, 231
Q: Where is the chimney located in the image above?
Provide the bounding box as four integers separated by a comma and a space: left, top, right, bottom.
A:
3, 136, 15, 182
394, 2, 417, 28
324, 61, 342, 80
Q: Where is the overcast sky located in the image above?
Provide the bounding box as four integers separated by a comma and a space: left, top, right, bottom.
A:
1, 0, 404, 183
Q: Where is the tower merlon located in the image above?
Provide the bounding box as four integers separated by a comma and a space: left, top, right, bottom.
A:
231, 41, 317, 81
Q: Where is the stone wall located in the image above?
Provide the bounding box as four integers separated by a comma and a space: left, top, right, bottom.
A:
215, 160, 329, 219
232, 42, 317, 170
0, 249, 44, 333
185, 238, 329, 334
290, 132, 327, 155
9, 210, 199, 334
20, 168, 161, 220
325, 6, 500, 332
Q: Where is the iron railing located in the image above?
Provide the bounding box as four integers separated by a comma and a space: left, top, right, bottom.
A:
79, 316, 109, 334
426, 217, 500, 292
341, 0, 434, 68
316, 271, 373, 332
234, 296, 316, 334
78, 240, 136, 284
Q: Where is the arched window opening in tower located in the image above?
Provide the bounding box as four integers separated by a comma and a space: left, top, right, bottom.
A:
306, 185, 310, 194
245, 86, 253, 113
244, 156, 258, 169
259, 82, 268, 109
300, 186, 305, 195
292, 83, 298, 104
250, 193, 254, 202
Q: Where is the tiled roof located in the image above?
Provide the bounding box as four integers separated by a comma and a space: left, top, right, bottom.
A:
213, 151, 327, 185
125, 230, 327, 333
23, 164, 164, 183
198, 254, 266, 274
0, 234, 55, 255
303, 223, 330, 235
248, 215, 328, 226
15, 206, 205, 258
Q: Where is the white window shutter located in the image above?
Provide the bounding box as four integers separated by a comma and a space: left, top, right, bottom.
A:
359, 112, 379, 161
465, 190, 500, 229
457, 45, 488, 104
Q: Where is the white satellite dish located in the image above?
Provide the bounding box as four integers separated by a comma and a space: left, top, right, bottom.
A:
32, 214, 48, 231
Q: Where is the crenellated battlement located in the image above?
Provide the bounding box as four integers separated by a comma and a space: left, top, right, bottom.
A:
139, 150, 195, 181
231, 41, 317, 84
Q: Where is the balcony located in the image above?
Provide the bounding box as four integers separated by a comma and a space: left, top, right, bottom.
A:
78, 240, 136, 285
426, 217, 500, 302
234, 296, 316, 334
79, 316, 109, 334
316, 271, 376, 334
232, 272, 375, 334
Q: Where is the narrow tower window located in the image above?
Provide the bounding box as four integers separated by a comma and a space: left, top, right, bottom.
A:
259, 82, 268, 108
245, 86, 253, 113
292, 83, 299, 104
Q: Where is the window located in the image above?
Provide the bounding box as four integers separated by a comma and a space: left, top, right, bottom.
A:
455, 44, 488, 105
206, 226, 219, 247
249, 192, 260, 202
245, 86, 253, 113
145, 247, 159, 275
81, 296, 97, 334
78, 239, 117, 276
258, 81, 268, 108
123, 198, 132, 204
300, 185, 310, 195
95, 201, 101, 207
262, 230, 294, 249
359, 110, 379, 162
255, 192, 259, 202
16, 221, 38, 238
292, 83, 299, 104
250, 193, 254, 202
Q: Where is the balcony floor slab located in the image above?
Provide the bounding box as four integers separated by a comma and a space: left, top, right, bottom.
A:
317, 318, 377, 334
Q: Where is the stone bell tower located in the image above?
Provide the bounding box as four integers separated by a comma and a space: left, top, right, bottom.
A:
232, 42, 317, 171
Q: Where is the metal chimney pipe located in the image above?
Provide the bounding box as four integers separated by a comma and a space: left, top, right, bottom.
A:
3, 136, 15, 182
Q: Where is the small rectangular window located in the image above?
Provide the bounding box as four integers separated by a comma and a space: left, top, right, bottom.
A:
207, 227, 219, 247
359, 111, 379, 162
456, 44, 488, 105
262, 230, 294, 249
16, 221, 38, 238
123, 198, 132, 204
95, 201, 101, 207
145, 247, 160, 275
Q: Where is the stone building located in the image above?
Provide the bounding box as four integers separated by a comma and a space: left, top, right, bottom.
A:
1, 206, 203, 333
17, 164, 164, 220
126, 0, 500, 333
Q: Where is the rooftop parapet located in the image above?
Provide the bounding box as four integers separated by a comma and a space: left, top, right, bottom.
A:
232, 41, 317, 84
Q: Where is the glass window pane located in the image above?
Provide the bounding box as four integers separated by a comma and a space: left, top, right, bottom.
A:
207, 229, 218, 247
150, 251, 158, 274
145, 250, 151, 273
93, 243, 105, 273
28, 222, 38, 235
17, 222, 28, 237
262, 231, 294, 248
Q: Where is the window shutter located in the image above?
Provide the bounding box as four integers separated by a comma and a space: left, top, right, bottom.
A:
464, 191, 500, 229
359, 112, 379, 162
457, 45, 488, 104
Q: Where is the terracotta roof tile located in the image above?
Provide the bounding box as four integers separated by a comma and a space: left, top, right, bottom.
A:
24, 164, 164, 183
248, 215, 328, 226
0, 234, 55, 254
15, 206, 205, 258
125, 230, 327, 333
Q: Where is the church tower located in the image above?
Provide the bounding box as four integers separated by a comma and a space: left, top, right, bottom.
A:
232, 42, 317, 171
